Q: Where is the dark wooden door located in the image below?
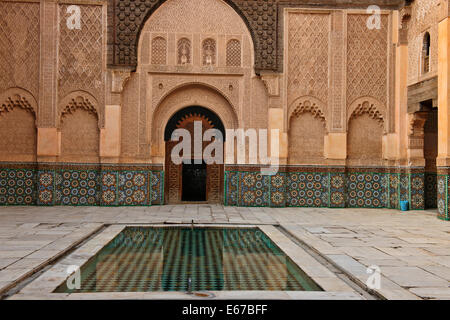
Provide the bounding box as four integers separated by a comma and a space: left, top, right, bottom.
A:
182, 162, 207, 201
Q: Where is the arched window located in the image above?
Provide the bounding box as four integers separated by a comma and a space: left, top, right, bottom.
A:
226, 39, 241, 67
202, 38, 216, 66
151, 37, 167, 65
177, 38, 191, 65
422, 32, 431, 74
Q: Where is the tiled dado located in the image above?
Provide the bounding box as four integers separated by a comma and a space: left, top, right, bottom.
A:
224, 166, 430, 213
437, 168, 450, 221
0, 163, 164, 207
0, 164, 36, 205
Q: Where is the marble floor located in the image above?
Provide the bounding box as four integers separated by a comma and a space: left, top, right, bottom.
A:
0, 205, 449, 299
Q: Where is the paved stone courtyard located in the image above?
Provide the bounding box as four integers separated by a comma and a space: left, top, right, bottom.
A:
0, 205, 449, 299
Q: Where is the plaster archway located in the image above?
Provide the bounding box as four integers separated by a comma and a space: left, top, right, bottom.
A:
151, 84, 239, 162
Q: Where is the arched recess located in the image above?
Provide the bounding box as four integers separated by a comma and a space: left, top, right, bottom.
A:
347, 97, 386, 166
58, 91, 100, 163
287, 96, 327, 164
0, 88, 37, 161
137, 0, 254, 70
112, 0, 261, 71
151, 83, 239, 162
163, 106, 226, 204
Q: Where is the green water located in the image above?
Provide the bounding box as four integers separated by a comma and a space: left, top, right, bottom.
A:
55, 227, 322, 293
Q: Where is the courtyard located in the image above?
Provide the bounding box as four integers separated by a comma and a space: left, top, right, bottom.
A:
0, 205, 449, 300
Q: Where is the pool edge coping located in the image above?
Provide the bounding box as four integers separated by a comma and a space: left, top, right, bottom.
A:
11, 224, 364, 300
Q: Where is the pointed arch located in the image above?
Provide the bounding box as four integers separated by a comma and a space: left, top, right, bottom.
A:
288, 96, 327, 130
0, 87, 37, 117
347, 97, 385, 133
58, 91, 99, 129
0, 88, 37, 161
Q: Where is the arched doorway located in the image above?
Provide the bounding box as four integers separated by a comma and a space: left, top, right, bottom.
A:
164, 106, 225, 204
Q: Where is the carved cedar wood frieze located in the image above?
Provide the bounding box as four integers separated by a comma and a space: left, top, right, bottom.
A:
108, 0, 404, 73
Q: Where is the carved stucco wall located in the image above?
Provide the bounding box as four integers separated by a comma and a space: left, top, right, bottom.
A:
286, 10, 390, 165
58, 4, 105, 128
0, 107, 36, 162
286, 11, 329, 165
150, 84, 239, 162
60, 109, 100, 163
287, 11, 330, 108
0, 2, 40, 100
121, 73, 140, 159
109, 0, 403, 73
119, 0, 265, 162
346, 13, 389, 108
346, 12, 390, 151
348, 113, 384, 166
0, 2, 39, 162
109, 0, 277, 72
288, 113, 326, 165
407, 0, 441, 85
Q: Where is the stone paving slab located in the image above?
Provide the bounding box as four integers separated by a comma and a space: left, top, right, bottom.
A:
0, 205, 449, 300
281, 210, 450, 300
0, 222, 102, 296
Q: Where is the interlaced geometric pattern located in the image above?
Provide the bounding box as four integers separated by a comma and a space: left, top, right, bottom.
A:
407, 0, 440, 84
346, 14, 388, 105
112, 0, 278, 72
0, 2, 40, 98
151, 37, 167, 65
55, 227, 322, 292
288, 13, 329, 105
226, 39, 241, 67
177, 38, 191, 65
202, 38, 216, 66
58, 5, 103, 103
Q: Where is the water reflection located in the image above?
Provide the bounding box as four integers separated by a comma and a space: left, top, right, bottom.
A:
55, 227, 322, 293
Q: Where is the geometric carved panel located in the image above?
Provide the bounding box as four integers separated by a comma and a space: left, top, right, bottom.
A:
109, 0, 277, 72
347, 14, 388, 106
0, 2, 40, 98
226, 39, 241, 67
58, 4, 103, 118
288, 12, 330, 106
151, 37, 167, 65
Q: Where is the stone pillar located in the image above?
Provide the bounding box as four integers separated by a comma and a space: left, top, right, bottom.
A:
261, 74, 287, 165
437, 7, 450, 220
437, 18, 450, 167
324, 133, 347, 163
325, 11, 347, 166
100, 105, 121, 162
102, 69, 131, 163
36, 0, 59, 162
268, 108, 287, 165
37, 128, 60, 160
395, 25, 409, 166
